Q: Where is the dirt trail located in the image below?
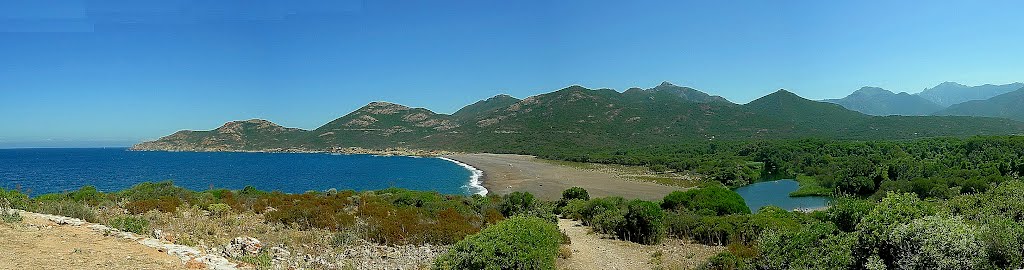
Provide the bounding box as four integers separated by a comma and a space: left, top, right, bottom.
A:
557, 218, 725, 270
0, 213, 182, 270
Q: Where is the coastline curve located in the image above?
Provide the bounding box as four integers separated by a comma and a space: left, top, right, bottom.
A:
438, 156, 487, 196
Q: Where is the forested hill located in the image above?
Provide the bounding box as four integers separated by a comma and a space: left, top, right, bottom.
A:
131, 83, 1024, 153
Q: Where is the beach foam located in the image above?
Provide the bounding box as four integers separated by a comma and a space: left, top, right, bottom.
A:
438, 157, 487, 196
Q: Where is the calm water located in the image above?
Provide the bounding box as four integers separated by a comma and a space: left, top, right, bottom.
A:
734, 179, 830, 213
0, 148, 481, 196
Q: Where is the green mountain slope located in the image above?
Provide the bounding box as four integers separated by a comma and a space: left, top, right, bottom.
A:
934, 87, 1024, 121
132, 83, 1024, 154
131, 119, 307, 151
452, 94, 521, 121
823, 87, 943, 116
302, 102, 460, 149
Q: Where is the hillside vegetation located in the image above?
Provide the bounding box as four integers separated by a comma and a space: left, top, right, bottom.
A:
132, 83, 1024, 153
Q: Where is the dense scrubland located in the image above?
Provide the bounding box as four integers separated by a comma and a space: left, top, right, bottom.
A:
4, 136, 1024, 269
541, 136, 1024, 199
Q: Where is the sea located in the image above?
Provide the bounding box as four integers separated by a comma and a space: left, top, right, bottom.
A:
0, 148, 485, 197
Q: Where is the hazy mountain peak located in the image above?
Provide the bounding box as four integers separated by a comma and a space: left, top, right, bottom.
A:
918, 82, 1024, 107
658, 81, 676, 87
824, 86, 941, 116
853, 86, 894, 96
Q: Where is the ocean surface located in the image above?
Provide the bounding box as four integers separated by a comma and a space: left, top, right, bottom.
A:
734, 179, 830, 213
0, 148, 484, 196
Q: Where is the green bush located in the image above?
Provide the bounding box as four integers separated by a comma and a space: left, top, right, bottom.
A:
561, 187, 589, 202
590, 207, 625, 235
109, 215, 150, 235
887, 216, 985, 269
661, 186, 750, 215
1, 199, 22, 223
620, 200, 665, 244
433, 216, 562, 270
824, 197, 874, 232
499, 192, 536, 217
207, 203, 232, 217
556, 187, 589, 213
980, 218, 1024, 269
560, 199, 587, 220
32, 200, 97, 222
755, 222, 855, 269
702, 252, 751, 270
0, 188, 29, 209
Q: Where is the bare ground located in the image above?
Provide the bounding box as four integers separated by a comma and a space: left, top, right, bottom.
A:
0, 213, 182, 270
556, 219, 724, 270
446, 153, 684, 201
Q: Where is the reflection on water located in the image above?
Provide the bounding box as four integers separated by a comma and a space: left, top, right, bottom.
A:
734, 179, 830, 213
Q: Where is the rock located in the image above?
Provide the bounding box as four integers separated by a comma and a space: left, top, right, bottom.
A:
152, 229, 165, 240
223, 236, 263, 258
270, 246, 290, 260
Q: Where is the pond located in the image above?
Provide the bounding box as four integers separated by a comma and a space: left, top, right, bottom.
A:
734, 179, 830, 213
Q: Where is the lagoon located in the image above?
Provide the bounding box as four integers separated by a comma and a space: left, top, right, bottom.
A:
734, 179, 830, 213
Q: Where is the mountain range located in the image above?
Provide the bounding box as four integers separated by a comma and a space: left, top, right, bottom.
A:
823, 82, 1023, 116
132, 82, 1024, 154
934, 87, 1024, 121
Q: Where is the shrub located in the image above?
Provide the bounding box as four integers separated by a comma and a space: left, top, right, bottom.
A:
0, 188, 29, 209
1, 199, 22, 223
560, 199, 587, 220
32, 200, 97, 222
590, 207, 625, 235
67, 186, 105, 205
755, 222, 855, 270
980, 218, 1024, 269
887, 216, 985, 269
109, 215, 150, 234
556, 187, 589, 213
824, 197, 874, 232
561, 187, 589, 202
207, 203, 232, 217
125, 196, 181, 214
499, 192, 536, 217
433, 216, 562, 270
702, 252, 751, 270
661, 186, 750, 215
620, 200, 665, 244
580, 197, 626, 225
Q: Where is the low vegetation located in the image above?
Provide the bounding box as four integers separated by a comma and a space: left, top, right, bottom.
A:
5, 135, 1024, 269
433, 216, 564, 270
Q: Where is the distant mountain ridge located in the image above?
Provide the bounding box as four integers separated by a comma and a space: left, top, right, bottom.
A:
823, 82, 1022, 117
934, 86, 1024, 121
133, 82, 1024, 154
823, 87, 943, 116
917, 82, 1024, 107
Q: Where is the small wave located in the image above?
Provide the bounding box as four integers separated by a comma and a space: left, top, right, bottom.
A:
438, 157, 487, 196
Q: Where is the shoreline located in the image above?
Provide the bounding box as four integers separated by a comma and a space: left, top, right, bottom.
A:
436, 157, 487, 196
128, 146, 456, 157
444, 153, 683, 201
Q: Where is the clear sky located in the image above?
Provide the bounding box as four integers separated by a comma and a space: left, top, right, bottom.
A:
1, 0, 1022, 147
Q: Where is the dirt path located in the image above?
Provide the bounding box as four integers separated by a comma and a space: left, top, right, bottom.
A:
0, 213, 182, 270
446, 154, 683, 201
557, 218, 724, 270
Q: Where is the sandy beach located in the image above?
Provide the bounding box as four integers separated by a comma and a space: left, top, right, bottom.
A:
445, 154, 684, 201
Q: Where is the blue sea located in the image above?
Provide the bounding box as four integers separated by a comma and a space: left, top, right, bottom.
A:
0, 148, 483, 196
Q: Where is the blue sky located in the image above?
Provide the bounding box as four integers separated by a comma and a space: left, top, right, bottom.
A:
1, 0, 1022, 147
